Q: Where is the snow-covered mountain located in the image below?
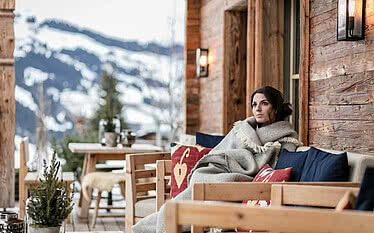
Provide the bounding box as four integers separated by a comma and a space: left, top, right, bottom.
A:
14, 13, 185, 144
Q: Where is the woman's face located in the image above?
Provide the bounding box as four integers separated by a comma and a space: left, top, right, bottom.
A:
252, 93, 276, 126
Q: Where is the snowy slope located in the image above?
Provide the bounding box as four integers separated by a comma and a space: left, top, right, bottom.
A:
14, 13, 185, 144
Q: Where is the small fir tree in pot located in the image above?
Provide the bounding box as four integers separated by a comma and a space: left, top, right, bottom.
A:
90, 70, 127, 146
27, 152, 74, 233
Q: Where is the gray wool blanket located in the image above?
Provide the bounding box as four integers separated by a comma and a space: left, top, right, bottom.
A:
132, 116, 300, 233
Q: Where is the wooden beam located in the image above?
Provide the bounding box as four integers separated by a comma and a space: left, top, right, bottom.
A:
246, 0, 256, 117
184, 0, 201, 134
299, 0, 310, 145
0, 2, 15, 208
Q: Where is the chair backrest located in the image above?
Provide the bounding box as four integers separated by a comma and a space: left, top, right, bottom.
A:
125, 152, 171, 233
156, 160, 172, 211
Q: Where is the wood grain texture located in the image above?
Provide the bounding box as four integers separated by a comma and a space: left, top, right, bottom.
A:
167, 200, 374, 233
185, 0, 201, 134
0, 2, 15, 208
246, 0, 256, 117
0, 60, 15, 207
0, 11, 14, 59
223, 11, 247, 134
0, 0, 14, 9
308, 0, 374, 153
255, 0, 284, 91
299, 0, 310, 145
310, 120, 374, 153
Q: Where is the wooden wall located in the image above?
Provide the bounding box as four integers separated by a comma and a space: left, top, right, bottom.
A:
185, 0, 284, 135
0, 0, 15, 207
198, 0, 226, 134
309, 0, 374, 154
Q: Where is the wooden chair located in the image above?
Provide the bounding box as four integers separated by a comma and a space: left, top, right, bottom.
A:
19, 137, 74, 223
125, 152, 171, 233
156, 160, 172, 211
165, 184, 369, 233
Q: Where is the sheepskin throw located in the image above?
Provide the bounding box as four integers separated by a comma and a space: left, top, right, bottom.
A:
82, 172, 126, 201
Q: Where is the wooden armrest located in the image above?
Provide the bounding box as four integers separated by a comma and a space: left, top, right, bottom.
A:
165, 200, 374, 233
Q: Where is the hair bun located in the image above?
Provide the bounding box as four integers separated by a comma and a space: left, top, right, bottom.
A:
277, 103, 293, 121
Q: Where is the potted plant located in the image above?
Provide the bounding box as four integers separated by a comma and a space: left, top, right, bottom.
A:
26, 152, 74, 233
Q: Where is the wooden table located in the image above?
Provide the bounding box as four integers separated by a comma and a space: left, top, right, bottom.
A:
68, 143, 162, 218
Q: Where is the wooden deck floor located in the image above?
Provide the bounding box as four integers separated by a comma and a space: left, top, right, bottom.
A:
65, 192, 126, 232
8, 188, 127, 232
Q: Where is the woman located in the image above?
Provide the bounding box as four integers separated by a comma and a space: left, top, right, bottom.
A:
132, 86, 300, 233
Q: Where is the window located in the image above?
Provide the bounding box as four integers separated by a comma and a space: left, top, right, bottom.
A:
284, 0, 300, 132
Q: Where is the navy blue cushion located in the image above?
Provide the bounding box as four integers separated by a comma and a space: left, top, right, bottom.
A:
196, 132, 225, 148
275, 149, 308, 181
275, 147, 349, 182
355, 167, 374, 211
300, 147, 349, 182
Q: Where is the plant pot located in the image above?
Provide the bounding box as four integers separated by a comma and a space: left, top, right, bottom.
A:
104, 132, 118, 147
29, 225, 60, 233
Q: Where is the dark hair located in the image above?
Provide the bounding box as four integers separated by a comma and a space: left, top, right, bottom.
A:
250, 86, 292, 121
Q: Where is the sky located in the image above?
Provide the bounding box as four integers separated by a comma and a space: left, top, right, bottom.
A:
15, 0, 186, 45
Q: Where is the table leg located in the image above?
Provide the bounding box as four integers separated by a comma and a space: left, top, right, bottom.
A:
20, 184, 28, 219
78, 155, 88, 208
66, 183, 71, 224
79, 153, 96, 218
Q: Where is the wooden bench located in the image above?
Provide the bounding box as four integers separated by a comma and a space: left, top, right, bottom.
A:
191, 182, 360, 233
165, 184, 373, 233
165, 200, 374, 233
19, 137, 74, 223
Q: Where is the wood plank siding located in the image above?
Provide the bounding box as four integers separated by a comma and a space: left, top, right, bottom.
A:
185, 0, 284, 135
308, 0, 374, 154
0, 0, 15, 208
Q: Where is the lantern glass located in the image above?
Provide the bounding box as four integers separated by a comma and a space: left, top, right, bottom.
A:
196, 48, 209, 77
337, 0, 365, 41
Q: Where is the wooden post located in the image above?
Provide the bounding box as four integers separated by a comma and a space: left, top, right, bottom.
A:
0, 0, 15, 208
299, 0, 310, 145
184, 0, 201, 134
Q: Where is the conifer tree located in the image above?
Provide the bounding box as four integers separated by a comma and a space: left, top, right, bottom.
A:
27, 152, 73, 227
90, 70, 127, 133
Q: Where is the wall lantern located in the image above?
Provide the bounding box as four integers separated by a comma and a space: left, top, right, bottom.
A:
196, 48, 209, 77
337, 0, 365, 41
